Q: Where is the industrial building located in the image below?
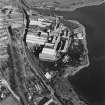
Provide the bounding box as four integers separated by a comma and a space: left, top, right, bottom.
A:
26, 17, 71, 62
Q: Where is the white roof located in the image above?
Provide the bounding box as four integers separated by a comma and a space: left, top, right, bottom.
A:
27, 39, 45, 45
39, 53, 57, 61
39, 48, 57, 61
26, 34, 47, 45
27, 34, 47, 39
45, 72, 52, 79
30, 19, 51, 27
42, 48, 56, 55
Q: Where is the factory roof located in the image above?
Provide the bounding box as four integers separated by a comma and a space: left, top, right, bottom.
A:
30, 18, 52, 27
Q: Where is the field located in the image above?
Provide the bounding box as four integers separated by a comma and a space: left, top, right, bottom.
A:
0, 96, 19, 105
0, 0, 105, 11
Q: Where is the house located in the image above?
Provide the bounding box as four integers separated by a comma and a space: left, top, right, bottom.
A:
39, 43, 57, 61
26, 32, 48, 45
30, 18, 52, 28
26, 17, 71, 62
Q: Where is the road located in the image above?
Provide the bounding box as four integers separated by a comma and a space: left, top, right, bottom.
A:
23, 42, 61, 103
20, 5, 62, 104
6, 5, 62, 104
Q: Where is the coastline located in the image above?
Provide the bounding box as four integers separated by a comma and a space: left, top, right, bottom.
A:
34, 3, 105, 105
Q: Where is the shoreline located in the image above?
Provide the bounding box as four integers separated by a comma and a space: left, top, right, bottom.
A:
19, 0, 105, 12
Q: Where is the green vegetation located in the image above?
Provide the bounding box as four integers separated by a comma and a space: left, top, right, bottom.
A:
22, 0, 105, 11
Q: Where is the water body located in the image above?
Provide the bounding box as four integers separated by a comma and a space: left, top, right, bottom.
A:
36, 3, 105, 105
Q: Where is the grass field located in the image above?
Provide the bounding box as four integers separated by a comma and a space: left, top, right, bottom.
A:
0, 96, 19, 105
0, 0, 105, 11
22, 0, 105, 11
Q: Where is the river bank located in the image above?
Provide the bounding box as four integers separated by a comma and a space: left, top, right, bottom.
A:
36, 3, 105, 105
